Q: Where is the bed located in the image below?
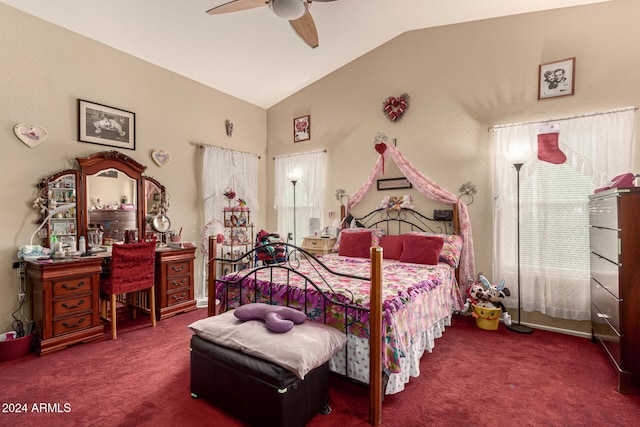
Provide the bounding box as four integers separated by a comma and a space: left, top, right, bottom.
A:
201, 207, 465, 423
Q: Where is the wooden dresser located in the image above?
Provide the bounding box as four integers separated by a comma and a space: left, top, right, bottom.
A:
589, 188, 640, 393
27, 246, 197, 355
155, 246, 197, 319
301, 236, 337, 256
26, 257, 105, 355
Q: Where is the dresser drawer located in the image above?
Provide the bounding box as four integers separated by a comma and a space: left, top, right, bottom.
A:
166, 260, 192, 278
589, 195, 619, 229
53, 313, 92, 336
166, 289, 190, 307
591, 304, 621, 366
53, 296, 92, 316
590, 277, 620, 333
166, 275, 191, 292
589, 252, 619, 298
53, 277, 93, 297
589, 226, 619, 264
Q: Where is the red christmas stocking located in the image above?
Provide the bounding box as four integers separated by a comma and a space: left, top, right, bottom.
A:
537, 124, 566, 165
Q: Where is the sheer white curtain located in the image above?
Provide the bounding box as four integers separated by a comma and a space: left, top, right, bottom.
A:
493, 108, 635, 321
274, 151, 325, 246
199, 145, 259, 303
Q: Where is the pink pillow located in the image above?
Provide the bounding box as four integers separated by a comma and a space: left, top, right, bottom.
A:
338, 231, 373, 258
399, 235, 444, 265
407, 232, 463, 267
379, 235, 406, 260
333, 228, 383, 253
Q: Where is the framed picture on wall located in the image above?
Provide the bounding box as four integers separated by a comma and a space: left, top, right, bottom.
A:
377, 178, 412, 191
538, 57, 575, 100
293, 115, 310, 142
78, 99, 136, 150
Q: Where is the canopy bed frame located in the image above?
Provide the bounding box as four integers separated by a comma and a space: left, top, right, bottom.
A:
203, 206, 462, 425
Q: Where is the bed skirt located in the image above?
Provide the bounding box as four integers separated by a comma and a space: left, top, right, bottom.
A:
329, 313, 452, 394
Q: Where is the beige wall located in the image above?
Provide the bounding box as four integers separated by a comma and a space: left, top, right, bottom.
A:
266, 0, 640, 333
0, 4, 267, 332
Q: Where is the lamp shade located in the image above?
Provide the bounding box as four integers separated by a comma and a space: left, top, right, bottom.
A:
505, 144, 533, 165
286, 167, 303, 182
270, 0, 306, 20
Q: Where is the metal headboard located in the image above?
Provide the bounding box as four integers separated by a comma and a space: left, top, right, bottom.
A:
348, 208, 454, 235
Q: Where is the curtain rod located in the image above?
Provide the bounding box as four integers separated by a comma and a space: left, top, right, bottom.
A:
488, 106, 637, 131
199, 143, 260, 159
272, 149, 327, 160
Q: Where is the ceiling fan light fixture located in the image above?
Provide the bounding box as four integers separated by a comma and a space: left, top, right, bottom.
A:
270, 0, 306, 20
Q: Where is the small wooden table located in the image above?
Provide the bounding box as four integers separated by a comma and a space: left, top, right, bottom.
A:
301, 236, 337, 256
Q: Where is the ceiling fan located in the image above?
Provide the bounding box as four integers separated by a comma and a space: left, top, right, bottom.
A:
206, 0, 337, 48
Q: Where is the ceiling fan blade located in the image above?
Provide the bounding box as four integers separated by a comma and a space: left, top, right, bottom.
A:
206, 0, 266, 15
289, 10, 318, 48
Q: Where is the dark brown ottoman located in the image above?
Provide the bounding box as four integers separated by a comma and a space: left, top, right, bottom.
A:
190, 334, 330, 427
188, 310, 347, 427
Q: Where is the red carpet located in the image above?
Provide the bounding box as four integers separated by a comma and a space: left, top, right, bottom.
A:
1, 308, 638, 426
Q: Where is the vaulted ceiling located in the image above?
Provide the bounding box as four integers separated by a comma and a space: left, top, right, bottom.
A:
1, 0, 609, 108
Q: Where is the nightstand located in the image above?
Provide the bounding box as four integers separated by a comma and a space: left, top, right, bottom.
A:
301, 236, 337, 256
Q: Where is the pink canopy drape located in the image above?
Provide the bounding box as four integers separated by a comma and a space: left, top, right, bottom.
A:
348, 145, 476, 287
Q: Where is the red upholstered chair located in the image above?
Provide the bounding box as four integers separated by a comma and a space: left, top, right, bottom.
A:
100, 241, 157, 340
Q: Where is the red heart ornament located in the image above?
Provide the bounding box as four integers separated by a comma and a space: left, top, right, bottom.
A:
375, 142, 387, 155
382, 94, 409, 122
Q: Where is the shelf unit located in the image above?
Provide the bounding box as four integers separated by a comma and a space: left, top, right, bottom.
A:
221, 208, 254, 275
37, 170, 80, 249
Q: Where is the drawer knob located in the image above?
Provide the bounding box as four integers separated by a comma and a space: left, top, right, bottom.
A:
171, 292, 186, 302
171, 265, 186, 273
62, 299, 85, 310
170, 279, 186, 287
62, 281, 85, 291
62, 317, 86, 328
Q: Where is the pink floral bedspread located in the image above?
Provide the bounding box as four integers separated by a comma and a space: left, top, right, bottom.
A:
216, 254, 463, 373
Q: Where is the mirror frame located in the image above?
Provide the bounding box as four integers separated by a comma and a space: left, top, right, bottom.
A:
77, 151, 146, 243
142, 175, 169, 242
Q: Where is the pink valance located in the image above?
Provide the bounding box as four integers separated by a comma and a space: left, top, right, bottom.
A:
348, 145, 476, 285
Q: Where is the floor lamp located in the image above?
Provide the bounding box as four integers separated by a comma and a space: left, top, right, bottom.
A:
286, 168, 302, 246
291, 179, 298, 245
505, 148, 533, 334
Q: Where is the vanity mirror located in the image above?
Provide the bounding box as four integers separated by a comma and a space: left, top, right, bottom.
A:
34, 151, 170, 249
144, 176, 170, 242
77, 151, 145, 246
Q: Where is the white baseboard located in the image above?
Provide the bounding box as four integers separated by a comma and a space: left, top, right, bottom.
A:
520, 322, 591, 339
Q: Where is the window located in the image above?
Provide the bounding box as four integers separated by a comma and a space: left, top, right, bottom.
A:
492, 108, 634, 321
274, 151, 325, 246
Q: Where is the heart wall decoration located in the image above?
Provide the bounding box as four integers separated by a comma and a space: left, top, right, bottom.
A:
14, 123, 48, 148
151, 149, 170, 167
382, 93, 410, 122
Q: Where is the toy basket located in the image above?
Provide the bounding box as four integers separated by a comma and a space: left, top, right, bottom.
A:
0, 333, 33, 362
472, 304, 501, 330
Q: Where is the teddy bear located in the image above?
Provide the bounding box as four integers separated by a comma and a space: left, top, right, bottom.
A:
378, 195, 391, 210
234, 303, 307, 333
400, 194, 414, 209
